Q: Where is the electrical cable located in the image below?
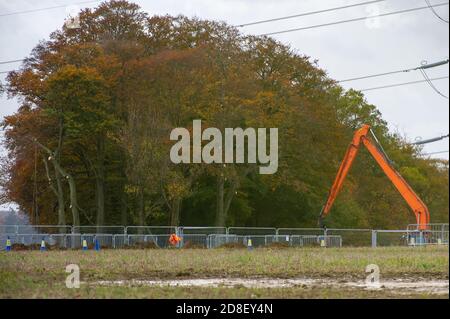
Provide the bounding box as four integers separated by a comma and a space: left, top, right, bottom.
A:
237, 0, 387, 27
257, 2, 449, 36
0, 1, 100, 18
359, 76, 449, 91
424, 0, 449, 23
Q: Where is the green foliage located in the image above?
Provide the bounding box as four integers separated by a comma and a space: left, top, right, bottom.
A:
1, 1, 448, 229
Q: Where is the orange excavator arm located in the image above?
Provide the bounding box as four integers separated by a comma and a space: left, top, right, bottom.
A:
318, 124, 430, 230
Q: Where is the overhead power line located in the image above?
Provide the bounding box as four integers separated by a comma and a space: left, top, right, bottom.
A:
419, 59, 450, 69
338, 59, 449, 83
339, 69, 416, 83
422, 150, 450, 156
419, 68, 449, 99
237, 0, 387, 27
424, 0, 449, 23
1, 3, 449, 68
413, 134, 450, 145
0, 59, 24, 65
359, 76, 449, 91
258, 2, 450, 36
0, 1, 100, 18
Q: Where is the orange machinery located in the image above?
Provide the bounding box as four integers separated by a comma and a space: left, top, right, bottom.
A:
318, 124, 430, 230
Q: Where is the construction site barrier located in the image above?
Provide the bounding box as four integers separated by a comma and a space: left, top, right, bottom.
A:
1, 224, 448, 250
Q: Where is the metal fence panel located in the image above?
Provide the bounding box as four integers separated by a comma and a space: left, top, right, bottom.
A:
407, 223, 449, 231
289, 235, 305, 247
181, 234, 208, 248
406, 230, 448, 246
407, 224, 449, 245
373, 229, 449, 247
79, 234, 114, 248
113, 235, 126, 248
48, 234, 69, 248
325, 235, 343, 247
373, 230, 409, 247
16, 225, 73, 234
72, 226, 125, 234
265, 235, 304, 247
300, 235, 342, 247
179, 227, 226, 236
127, 235, 148, 247
228, 227, 276, 236
242, 235, 268, 247
302, 235, 322, 247
127, 234, 171, 248
0, 225, 19, 234
6, 234, 53, 249
2, 223, 447, 249
277, 228, 325, 236
125, 226, 176, 235
18, 234, 50, 246
66, 234, 83, 249
208, 234, 242, 248
326, 229, 371, 247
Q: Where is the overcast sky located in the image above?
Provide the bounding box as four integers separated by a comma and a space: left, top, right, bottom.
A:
0, 0, 448, 210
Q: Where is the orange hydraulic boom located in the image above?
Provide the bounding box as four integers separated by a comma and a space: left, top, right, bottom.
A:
318, 124, 430, 230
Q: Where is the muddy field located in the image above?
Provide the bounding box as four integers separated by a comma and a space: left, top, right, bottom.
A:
0, 246, 448, 298
94, 277, 449, 296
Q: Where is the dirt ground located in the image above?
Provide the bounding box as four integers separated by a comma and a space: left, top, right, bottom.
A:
0, 246, 448, 298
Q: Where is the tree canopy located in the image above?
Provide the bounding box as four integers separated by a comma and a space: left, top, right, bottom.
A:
1, 1, 448, 229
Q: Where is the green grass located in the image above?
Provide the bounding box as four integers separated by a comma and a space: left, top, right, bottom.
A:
0, 246, 448, 299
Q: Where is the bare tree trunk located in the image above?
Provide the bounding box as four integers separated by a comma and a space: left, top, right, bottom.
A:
137, 186, 145, 231
52, 160, 80, 227
96, 137, 105, 232
35, 139, 80, 227
53, 166, 81, 228
215, 175, 225, 226
170, 198, 182, 226
54, 116, 66, 231
215, 176, 239, 227
42, 157, 66, 232
224, 179, 239, 218
54, 169, 66, 229
120, 186, 128, 226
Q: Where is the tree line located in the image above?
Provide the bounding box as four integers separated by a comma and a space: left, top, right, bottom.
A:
0, 1, 448, 229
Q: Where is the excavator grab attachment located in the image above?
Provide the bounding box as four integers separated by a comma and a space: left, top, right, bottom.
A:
319, 124, 430, 230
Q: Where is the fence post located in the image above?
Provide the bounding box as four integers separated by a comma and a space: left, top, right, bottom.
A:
177, 227, 183, 248
371, 230, 377, 248
124, 226, 129, 246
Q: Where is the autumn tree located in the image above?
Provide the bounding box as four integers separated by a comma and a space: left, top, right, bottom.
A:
1, 1, 448, 230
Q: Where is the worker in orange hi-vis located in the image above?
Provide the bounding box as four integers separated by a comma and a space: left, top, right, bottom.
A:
169, 234, 181, 247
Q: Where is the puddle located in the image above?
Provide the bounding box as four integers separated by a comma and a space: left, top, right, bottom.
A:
95, 278, 317, 289
344, 279, 449, 295
93, 278, 449, 295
